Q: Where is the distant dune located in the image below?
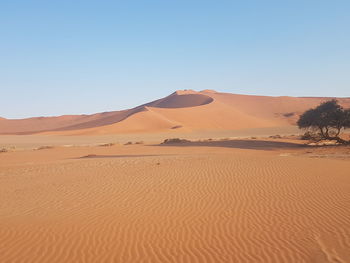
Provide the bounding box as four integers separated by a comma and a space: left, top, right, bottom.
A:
1, 90, 350, 135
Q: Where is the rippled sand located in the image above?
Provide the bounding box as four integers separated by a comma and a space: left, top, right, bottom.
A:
1, 141, 350, 262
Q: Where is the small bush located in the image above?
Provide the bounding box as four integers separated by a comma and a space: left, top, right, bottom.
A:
124, 142, 133, 145
162, 138, 190, 144
283, 112, 295, 117
300, 131, 314, 140
135, 141, 144, 145
99, 143, 115, 147
269, 135, 282, 139
0, 148, 8, 153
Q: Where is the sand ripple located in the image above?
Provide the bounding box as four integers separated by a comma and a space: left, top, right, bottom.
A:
1, 153, 350, 262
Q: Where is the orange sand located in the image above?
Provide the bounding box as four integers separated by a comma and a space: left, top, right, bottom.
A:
1, 90, 350, 135
1, 139, 350, 262
1, 90, 350, 262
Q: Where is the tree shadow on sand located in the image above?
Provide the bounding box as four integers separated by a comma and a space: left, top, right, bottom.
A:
157, 139, 309, 151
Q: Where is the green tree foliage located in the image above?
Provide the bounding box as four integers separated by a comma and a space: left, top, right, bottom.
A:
297, 100, 350, 144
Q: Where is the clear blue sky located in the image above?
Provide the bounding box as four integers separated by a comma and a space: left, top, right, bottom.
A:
1, 0, 349, 118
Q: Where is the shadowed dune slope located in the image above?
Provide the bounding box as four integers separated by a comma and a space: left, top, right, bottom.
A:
145, 91, 214, 108
0, 111, 126, 134
61, 107, 183, 135
1, 90, 350, 134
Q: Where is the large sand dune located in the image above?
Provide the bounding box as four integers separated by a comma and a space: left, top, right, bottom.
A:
1, 142, 350, 262
1, 90, 349, 135
1, 90, 350, 262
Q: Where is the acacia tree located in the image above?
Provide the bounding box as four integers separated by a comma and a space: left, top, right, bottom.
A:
297, 100, 350, 144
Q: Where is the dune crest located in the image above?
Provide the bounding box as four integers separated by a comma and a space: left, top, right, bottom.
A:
145, 92, 214, 109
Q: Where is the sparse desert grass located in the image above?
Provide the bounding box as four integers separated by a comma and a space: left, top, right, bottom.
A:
0, 147, 8, 153
124, 141, 133, 145
99, 143, 116, 147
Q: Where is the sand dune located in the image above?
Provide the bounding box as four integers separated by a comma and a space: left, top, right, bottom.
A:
147, 99, 278, 131
1, 90, 349, 135
1, 143, 350, 262
62, 107, 184, 135
144, 90, 214, 108
203, 91, 350, 124
0, 112, 125, 134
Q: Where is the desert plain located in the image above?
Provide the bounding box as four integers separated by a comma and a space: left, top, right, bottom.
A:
1, 90, 350, 262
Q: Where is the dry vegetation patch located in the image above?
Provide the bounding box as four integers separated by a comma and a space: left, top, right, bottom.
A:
99, 143, 116, 147
0, 147, 8, 153
162, 138, 191, 144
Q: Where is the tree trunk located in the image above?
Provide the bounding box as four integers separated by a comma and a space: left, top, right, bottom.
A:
327, 136, 350, 144
318, 127, 349, 144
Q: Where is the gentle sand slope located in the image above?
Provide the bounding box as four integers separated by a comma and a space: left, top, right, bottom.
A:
1, 143, 350, 262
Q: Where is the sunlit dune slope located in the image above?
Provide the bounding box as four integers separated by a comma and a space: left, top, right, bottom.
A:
204, 91, 350, 124
1, 89, 349, 135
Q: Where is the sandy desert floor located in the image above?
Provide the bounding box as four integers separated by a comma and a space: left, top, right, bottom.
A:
1, 136, 350, 262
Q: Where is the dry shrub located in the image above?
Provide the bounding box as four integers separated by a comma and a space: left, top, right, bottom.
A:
269, 135, 282, 139
99, 143, 115, 147
162, 138, 190, 144
283, 112, 295, 117
300, 131, 315, 141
